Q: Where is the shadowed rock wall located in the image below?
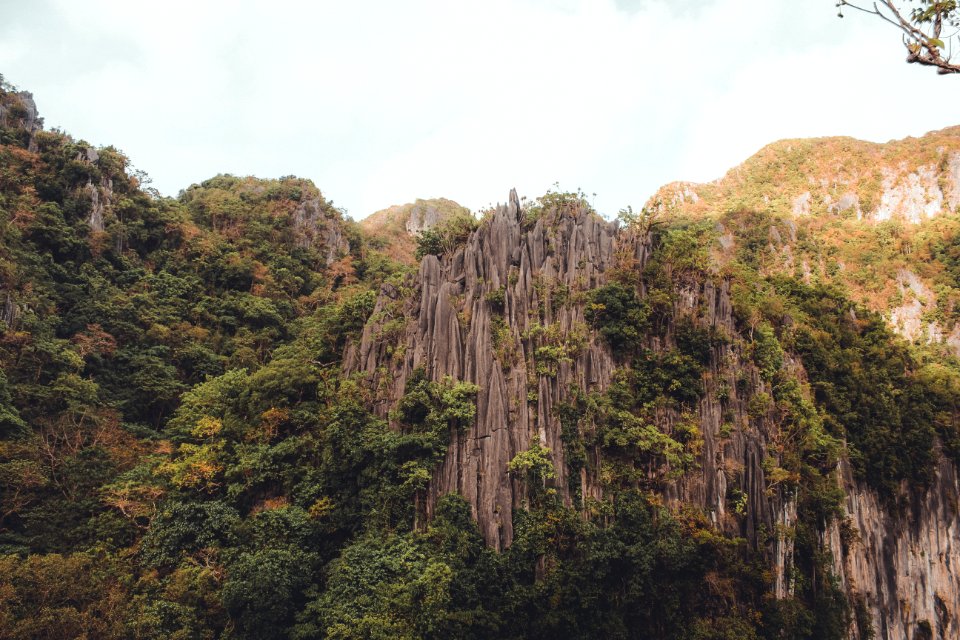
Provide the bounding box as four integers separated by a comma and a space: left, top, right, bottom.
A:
824, 457, 960, 639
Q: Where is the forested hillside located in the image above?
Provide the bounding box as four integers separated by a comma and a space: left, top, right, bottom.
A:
2, 79, 960, 640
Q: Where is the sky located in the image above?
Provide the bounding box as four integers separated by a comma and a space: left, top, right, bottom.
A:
2, 0, 960, 219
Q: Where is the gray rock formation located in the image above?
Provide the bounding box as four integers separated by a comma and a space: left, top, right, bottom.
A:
405, 201, 447, 235
291, 193, 350, 265
828, 192, 861, 217
823, 456, 960, 639
873, 166, 944, 223
350, 190, 960, 638
353, 190, 621, 548
74, 147, 112, 234
792, 191, 811, 216
948, 153, 960, 213
2, 292, 19, 328
351, 191, 794, 552
86, 178, 111, 233
0, 91, 42, 151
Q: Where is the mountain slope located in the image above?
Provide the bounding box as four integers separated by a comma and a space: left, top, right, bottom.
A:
651, 127, 960, 358
360, 197, 472, 265
652, 127, 960, 223
353, 187, 960, 639
3, 77, 960, 640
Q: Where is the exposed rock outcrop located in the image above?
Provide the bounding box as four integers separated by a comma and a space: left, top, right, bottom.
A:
873, 165, 943, 223
353, 190, 621, 548
404, 201, 447, 235
827, 192, 861, 216
361, 198, 472, 265
86, 177, 112, 233
825, 457, 960, 640
351, 190, 960, 639
351, 191, 795, 554
1, 292, 19, 329
948, 152, 960, 213
648, 130, 960, 361
292, 193, 350, 265
649, 127, 960, 225
0, 90, 42, 151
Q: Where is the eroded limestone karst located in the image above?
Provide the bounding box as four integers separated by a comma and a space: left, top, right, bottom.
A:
350, 189, 960, 640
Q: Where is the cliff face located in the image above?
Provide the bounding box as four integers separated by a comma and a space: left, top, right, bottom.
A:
0, 90, 41, 151
351, 190, 960, 639
649, 127, 960, 360
652, 128, 960, 225
292, 191, 351, 265
825, 457, 960, 640
351, 190, 789, 550
360, 197, 472, 265
352, 190, 619, 547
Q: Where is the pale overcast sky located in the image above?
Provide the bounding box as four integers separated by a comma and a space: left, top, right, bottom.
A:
1, 0, 959, 218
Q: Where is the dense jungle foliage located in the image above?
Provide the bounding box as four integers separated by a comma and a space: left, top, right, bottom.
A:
2, 80, 960, 639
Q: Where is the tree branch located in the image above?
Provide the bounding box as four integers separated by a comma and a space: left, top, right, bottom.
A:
838, 0, 960, 74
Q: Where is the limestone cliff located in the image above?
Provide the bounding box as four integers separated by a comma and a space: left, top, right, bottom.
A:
1, 87, 117, 241
0, 89, 42, 151
350, 190, 960, 640
648, 127, 960, 359
352, 190, 620, 547
825, 457, 960, 640
651, 127, 960, 225
360, 197, 471, 265
292, 191, 351, 265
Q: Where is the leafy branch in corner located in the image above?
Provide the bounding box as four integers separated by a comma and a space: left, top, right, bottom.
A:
837, 0, 960, 74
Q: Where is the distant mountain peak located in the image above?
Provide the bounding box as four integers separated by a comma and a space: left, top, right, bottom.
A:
649, 126, 960, 224
360, 197, 471, 264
